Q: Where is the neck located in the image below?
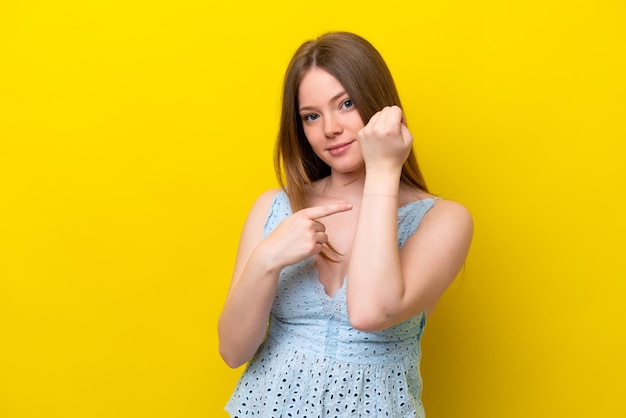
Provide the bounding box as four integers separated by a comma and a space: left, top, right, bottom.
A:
320, 170, 366, 199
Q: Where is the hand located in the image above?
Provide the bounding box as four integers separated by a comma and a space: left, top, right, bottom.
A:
260, 203, 353, 269
357, 106, 413, 173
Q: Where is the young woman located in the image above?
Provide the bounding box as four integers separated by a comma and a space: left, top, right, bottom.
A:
218, 31, 473, 417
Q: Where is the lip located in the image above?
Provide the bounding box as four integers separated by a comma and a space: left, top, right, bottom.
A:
327, 140, 355, 155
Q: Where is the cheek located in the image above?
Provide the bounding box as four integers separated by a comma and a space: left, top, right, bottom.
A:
302, 125, 322, 144
351, 113, 366, 130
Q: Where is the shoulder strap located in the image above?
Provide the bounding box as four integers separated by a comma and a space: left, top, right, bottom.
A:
263, 191, 292, 238
397, 198, 438, 247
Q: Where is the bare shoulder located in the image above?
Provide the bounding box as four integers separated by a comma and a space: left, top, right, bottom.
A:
431, 198, 472, 219
227, 188, 285, 295
246, 188, 284, 224
402, 197, 473, 280
232, 188, 284, 271
423, 198, 474, 238
252, 188, 284, 209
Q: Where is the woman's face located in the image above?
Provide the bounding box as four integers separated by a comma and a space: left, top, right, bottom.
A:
297, 67, 365, 174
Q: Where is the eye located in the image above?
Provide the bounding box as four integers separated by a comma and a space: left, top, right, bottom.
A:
303, 113, 319, 122
341, 99, 354, 109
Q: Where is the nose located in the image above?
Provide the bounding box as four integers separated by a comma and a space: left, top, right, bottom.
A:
324, 113, 343, 138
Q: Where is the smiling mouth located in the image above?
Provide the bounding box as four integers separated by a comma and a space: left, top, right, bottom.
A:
327, 141, 355, 153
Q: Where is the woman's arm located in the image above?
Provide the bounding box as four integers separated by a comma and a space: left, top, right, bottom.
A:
218, 189, 283, 368
347, 106, 473, 331
348, 194, 473, 331
218, 190, 353, 368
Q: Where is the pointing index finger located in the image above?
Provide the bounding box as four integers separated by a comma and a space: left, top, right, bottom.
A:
301, 203, 353, 220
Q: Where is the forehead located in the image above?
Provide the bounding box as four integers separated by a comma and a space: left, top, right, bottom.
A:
298, 68, 346, 105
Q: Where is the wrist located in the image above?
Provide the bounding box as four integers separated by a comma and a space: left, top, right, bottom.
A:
252, 243, 285, 276
363, 169, 401, 195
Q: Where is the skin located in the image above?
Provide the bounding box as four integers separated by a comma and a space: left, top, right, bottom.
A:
218, 67, 473, 368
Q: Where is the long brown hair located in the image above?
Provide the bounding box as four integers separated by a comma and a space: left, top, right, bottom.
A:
275, 31, 428, 212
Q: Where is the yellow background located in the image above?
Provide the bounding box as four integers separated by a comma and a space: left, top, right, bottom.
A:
1, 1, 625, 417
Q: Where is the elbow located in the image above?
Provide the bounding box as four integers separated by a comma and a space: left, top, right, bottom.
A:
219, 345, 249, 369
218, 332, 251, 369
218, 319, 253, 368
218, 318, 266, 368
223, 358, 247, 369
348, 307, 390, 332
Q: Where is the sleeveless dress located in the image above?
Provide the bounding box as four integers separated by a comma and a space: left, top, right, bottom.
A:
225, 191, 438, 417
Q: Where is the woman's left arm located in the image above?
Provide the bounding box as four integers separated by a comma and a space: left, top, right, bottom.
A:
347, 107, 473, 331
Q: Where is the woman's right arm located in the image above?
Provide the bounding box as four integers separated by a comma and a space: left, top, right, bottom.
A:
218, 189, 283, 368
218, 190, 353, 368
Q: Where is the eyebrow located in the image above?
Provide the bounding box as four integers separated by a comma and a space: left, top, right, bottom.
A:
298, 90, 348, 112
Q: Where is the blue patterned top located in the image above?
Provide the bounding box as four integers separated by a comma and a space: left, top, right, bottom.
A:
226, 191, 437, 417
